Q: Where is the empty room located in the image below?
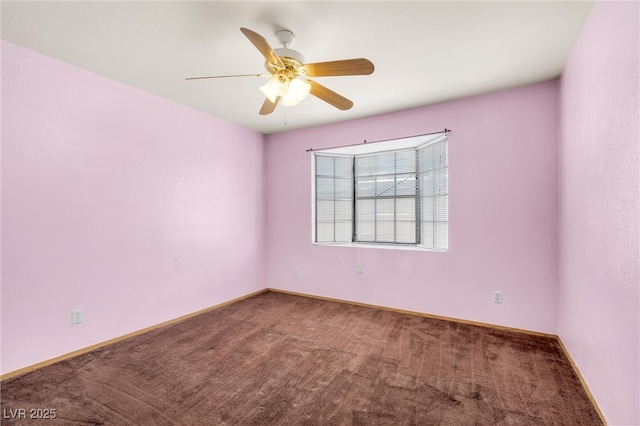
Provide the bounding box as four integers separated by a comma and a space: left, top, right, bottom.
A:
1, 1, 638, 425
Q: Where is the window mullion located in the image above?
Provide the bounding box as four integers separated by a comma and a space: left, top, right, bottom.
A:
314, 155, 318, 242
333, 157, 338, 241
374, 196, 378, 242
352, 156, 356, 243
416, 148, 421, 245
432, 147, 437, 247
393, 152, 398, 244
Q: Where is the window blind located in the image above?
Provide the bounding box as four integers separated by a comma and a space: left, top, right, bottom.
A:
315, 155, 353, 243
417, 135, 448, 250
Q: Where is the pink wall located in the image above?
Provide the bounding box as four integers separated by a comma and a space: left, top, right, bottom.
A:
1, 41, 267, 375
266, 81, 560, 334
558, 1, 639, 424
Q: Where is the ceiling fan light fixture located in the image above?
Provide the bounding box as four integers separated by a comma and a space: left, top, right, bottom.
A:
260, 73, 290, 103
282, 78, 311, 107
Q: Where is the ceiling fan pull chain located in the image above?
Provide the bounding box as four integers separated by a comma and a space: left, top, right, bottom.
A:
284, 102, 288, 126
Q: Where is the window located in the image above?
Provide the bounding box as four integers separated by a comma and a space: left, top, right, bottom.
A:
315, 155, 354, 243
355, 149, 417, 244
313, 133, 448, 251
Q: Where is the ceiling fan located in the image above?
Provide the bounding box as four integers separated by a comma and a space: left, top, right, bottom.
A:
186, 27, 375, 115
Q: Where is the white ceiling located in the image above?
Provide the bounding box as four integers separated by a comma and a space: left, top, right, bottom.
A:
1, 1, 594, 134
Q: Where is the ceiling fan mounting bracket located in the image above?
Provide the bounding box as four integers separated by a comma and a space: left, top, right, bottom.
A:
275, 29, 295, 48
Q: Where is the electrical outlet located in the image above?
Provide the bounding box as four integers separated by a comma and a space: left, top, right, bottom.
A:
294, 268, 300, 278
71, 308, 83, 324
493, 291, 503, 304
356, 263, 364, 274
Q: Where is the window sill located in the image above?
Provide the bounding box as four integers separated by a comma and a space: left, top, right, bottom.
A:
312, 242, 447, 252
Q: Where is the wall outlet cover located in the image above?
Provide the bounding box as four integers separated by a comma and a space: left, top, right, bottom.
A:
71, 308, 83, 324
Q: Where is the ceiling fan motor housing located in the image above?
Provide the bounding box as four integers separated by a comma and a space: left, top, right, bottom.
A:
266, 49, 306, 79
263, 29, 306, 78
274, 48, 305, 65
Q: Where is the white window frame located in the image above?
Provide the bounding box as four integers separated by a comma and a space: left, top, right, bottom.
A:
311, 133, 448, 252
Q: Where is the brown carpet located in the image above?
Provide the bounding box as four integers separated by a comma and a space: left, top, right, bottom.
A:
1, 291, 602, 425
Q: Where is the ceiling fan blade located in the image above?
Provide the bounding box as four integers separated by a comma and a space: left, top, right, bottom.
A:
304, 58, 374, 77
308, 80, 353, 110
240, 27, 284, 68
185, 74, 268, 81
259, 96, 281, 115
